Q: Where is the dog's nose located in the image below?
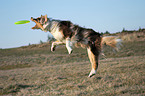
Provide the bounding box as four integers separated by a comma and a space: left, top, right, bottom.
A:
31, 17, 34, 20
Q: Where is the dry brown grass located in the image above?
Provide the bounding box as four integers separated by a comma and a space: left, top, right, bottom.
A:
121, 32, 145, 42
0, 33, 145, 95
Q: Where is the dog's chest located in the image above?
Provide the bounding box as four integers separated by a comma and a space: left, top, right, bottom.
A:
51, 28, 65, 42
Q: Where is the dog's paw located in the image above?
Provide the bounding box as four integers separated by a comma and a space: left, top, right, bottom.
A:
51, 46, 56, 52
68, 49, 73, 54
88, 69, 96, 78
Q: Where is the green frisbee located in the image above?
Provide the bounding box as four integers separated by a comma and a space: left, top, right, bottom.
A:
15, 20, 30, 24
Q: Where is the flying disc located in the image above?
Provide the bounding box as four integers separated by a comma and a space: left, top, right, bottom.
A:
15, 20, 30, 24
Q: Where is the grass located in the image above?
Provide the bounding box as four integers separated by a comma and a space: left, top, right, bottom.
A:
121, 32, 144, 42
103, 40, 145, 57
0, 64, 31, 70
0, 33, 145, 95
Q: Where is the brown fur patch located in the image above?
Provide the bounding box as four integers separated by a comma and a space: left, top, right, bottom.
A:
87, 47, 99, 70
59, 21, 74, 38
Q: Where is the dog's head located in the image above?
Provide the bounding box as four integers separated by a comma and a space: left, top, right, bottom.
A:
31, 15, 48, 30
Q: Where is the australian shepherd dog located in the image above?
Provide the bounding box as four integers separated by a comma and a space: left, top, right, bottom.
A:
31, 15, 122, 77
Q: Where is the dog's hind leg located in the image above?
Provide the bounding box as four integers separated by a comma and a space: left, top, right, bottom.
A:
66, 37, 73, 54
51, 41, 64, 52
87, 47, 100, 77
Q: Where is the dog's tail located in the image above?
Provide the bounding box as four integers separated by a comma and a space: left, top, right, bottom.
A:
101, 36, 122, 51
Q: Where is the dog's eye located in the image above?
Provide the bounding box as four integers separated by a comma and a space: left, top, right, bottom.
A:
40, 18, 45, 24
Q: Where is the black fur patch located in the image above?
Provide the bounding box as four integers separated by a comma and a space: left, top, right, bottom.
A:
59, 21, 74, 38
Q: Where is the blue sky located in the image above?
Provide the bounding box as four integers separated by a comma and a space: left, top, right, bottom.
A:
0, 0, 145, 48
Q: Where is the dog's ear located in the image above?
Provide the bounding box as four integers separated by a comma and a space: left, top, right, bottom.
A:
45, 14, 47, 22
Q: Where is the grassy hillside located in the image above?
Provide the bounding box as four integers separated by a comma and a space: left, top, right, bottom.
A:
0, 32, 144, 95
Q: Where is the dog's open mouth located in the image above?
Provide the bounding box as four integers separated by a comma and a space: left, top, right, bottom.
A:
31, 17, 44, 31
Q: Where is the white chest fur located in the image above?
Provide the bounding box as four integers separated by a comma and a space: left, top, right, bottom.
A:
51, 28, 65, 42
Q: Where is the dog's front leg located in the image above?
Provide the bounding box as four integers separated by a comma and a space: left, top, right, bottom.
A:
51, 41, 64, 52
66, 37, 73, 54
